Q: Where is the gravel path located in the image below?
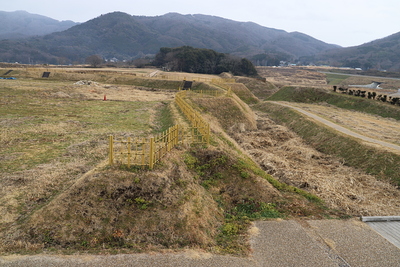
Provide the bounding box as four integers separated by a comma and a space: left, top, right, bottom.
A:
2, 219, 399, 267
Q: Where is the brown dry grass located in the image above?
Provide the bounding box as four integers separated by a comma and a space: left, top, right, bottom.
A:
1, 68, 289, 255
231, 111, 400, 216
235, 77, 278, 101
3, 65, 399, 255
14, 150, 224, 252
256, 67, 327, 88
286, 102, 400, 146
191, 94, 257, 133
0, 72, 180, 253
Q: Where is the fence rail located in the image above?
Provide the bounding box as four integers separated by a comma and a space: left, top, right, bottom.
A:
109, 92, 210, 169
108, 78, 236, 169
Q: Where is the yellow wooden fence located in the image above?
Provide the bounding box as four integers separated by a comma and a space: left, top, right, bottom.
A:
109, 78, 236, 169
109, 92, 211, 169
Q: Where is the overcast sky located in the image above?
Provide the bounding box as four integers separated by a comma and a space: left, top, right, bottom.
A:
4, 0, 400, 47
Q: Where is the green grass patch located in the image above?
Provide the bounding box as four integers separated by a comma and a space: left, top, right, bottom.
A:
0, 86, 156, 172
231, 87, 259, 105
255, 102, 400, 186
325, 73, 350, 85
153, 102, 175, 133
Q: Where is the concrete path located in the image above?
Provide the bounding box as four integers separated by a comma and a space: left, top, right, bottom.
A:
2, 219, 400, 267
271, 101, 400, 153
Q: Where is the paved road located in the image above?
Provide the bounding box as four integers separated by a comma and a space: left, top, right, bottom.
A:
1, 219, 400, 266
271, 101, 400, 153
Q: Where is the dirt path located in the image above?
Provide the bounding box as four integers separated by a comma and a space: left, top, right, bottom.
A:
272, 101, 400, 153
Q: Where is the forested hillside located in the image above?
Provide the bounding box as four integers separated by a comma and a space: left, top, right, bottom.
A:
0, 11, 77, 40
0, 11, 338, 65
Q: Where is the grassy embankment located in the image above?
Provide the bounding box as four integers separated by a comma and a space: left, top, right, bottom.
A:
325, 73, 350, 85
0, 71, 339, 255
263, 86, 400, 186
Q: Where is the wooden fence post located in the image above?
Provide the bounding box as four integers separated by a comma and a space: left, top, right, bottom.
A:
167, 128, 171, 152
109, 135, 114, 165
175, 125, 179, 146
149, 137, 155, 169
207, 124, 210, 144
127, 137, 131, 168
141, 138, 146, 168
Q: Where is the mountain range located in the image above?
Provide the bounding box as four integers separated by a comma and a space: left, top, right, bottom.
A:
0, 10, 77, 39
0, 10, 399, 70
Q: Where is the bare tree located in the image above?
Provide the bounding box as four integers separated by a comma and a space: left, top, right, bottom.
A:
85, 55, 103, 68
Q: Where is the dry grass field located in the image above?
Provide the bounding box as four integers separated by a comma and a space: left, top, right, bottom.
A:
0, 72, 178, 251
231, 110, 400, 216
1, 65, 400, 255
256, 66, 328, 88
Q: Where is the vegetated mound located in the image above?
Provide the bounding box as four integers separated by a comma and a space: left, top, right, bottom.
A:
232, 106, 400, 216
268, 86, 400, 120
228, 83, 259, 105
219, 72, 234, 79
2, 145, 292, 254
10, 149, 221, 252
191, 94, 257, 133
235, 77, 278, 101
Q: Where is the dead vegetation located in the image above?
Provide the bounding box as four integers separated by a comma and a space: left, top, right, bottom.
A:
8, 150, 223, 252
1, 66, 400, 255
0, 74, 179, 253
256, 67, 327, 88
231, 111, 400, 216
235, 77, 278, 101
191, 94, 258, 133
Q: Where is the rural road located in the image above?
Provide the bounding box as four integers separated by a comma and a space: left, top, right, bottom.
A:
318, 71, 400, 82
271, 101, 400, 153
1, 219, 400, 266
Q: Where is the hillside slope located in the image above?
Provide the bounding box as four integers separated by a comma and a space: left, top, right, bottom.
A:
0, 11, 77, 40
303, 31, 400, 71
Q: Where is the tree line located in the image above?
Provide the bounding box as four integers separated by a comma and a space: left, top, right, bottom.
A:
153, 46, 258, 76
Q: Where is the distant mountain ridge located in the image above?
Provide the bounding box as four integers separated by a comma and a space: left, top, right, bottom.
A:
0, 10, 77, 39
0, 11, 338, 64
1, 11, 399, 70
301, 32, 400, 71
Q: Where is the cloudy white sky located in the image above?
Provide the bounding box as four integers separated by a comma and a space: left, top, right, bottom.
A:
4, 0, 400, 47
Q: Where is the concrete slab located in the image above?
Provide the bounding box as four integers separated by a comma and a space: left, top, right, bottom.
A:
367, 221, 400, 249
251, 220, 338, 266
308, 219, 400, 267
